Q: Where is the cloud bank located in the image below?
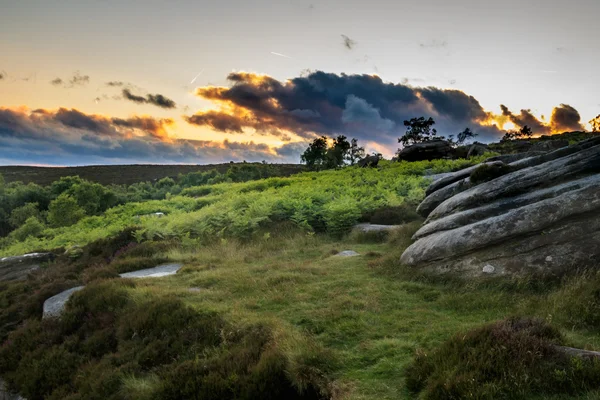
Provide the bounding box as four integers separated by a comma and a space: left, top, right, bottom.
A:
185, 71, 586, 148
0, 107, 300, 165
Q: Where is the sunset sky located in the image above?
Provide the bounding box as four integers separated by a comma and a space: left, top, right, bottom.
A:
1, 0, 599, 165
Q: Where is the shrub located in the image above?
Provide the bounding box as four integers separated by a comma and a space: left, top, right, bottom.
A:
323, 197, 362, 238
405, 317, 600, 399
10, 216, 45, 241
47, 194, 86, 227
470, 163, 513, 185
368, 203, 421, 225
548, 270, 600, 330
8, 202, 41, 228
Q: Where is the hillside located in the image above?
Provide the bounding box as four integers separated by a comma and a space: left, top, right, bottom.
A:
0, 163, 305, 186
1, 150, 600, 399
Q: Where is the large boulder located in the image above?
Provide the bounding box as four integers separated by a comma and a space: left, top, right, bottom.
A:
358, 154, 380, 168
0, 252, 54, 282
402, 140, 600, 277
396, 140, 455, 162
530, 139, 570, 152
467, 142, 489, 157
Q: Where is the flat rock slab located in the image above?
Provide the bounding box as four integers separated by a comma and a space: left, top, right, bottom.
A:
0, 252, 54, 282
119, 263, 182, 279
335, 250, 360, 257
353, 223, 401, 233
43, 286, 84, 318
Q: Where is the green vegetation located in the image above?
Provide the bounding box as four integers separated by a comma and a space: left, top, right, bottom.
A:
405, 317, 600, 399
3, 151, 600, 399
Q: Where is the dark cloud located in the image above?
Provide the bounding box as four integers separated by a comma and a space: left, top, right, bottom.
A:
185, 111, 244, 133
0, 106, 303, 165
0, 72, 4, 81
122, 89, 177, 109
550, 104, 584, 132
51, 78, 63, 86
341, 34, 357, 50
185, 71, 506, 145
499, 105, 550, 134
499, 104, 584, 134
106, 81, 125, 87
122, 89, 148, 104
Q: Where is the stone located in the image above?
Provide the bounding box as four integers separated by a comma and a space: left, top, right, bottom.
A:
335, 250, 360, 257
484, 152, 547, 164
0, 252, 54, 282
43, 286, 85, 318
119, 263, 182, 278
467, 142, 489, 157
402, 140, 600, 277
530, 139, 569, 152
425, 161, 505, 196
353, 223, 401, 232
357, 155, 380, 168
482, 264, 495, 274
396, 140, 455, 162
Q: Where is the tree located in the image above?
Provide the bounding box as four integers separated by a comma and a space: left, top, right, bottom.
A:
347, 138, 365, 165
47, 194, 86, 227
301, 136, 329, 170
398, 117, 439, 147
457, 127, 478, 145
9, 202, 41, 228
325, 135, 351, 169
502, 125, 533, 141
67, 181, 117, 215
590, 114, 600, 132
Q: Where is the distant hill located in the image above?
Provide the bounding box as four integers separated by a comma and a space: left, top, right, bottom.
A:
0, 163, 305, 186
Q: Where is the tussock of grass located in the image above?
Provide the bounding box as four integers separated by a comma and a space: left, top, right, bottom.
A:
405, 317, 600, 399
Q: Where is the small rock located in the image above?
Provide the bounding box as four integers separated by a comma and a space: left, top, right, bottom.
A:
188, 287, 202, 293
43, 286, 85, 318
545, 256, 553, 262
119, 263, 182, 278
482, 264, 495, 274
335, 250, 360, 257
353, 223, 400, 233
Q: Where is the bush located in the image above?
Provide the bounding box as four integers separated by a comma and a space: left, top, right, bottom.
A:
47, 194, 86, 227
470, 163, 513, 185
405, 317, 600, 399
10, 216, 45, 241
323, 197, 362, 238
368, 203, 421, 225
548, 270, 600, 330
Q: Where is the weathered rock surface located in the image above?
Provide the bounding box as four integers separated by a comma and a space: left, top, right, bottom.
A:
0, 253, 54, 282
467, 142, 488, 157
43, 286, 85, 318
353, 223, 401, 232
396, 140, 455, 162
358, 155, 380, 168
119, 263, 182, 278
402, 140, 600, 277
335, 250, 360, 257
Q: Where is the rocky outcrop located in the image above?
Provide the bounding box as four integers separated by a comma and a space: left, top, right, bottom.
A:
358, 155, 380, 168
0, 253, 54, 282
396, 140, 455, 162
467, 142, 488, 157
402, 140, 600, 277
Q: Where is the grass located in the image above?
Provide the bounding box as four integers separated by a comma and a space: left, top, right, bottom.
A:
3, 153, 600, 398
103, 226, 600, 399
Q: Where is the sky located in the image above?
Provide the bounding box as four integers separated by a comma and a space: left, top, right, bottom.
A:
0, 0, 599, 165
